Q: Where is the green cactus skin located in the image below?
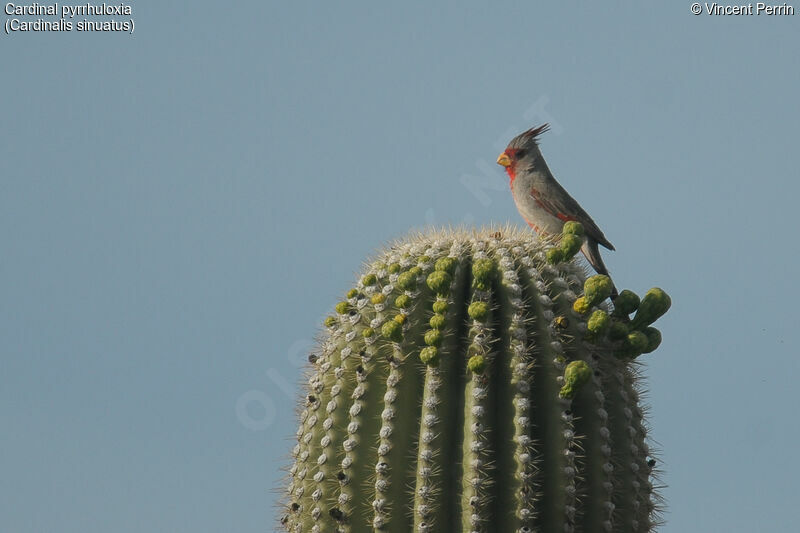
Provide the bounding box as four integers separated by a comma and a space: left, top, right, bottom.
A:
282, 227, 664, 533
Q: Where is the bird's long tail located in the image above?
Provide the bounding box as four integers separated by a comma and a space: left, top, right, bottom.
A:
581, 239, 619, 300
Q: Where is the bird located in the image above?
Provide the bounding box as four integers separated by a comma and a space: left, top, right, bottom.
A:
496, 124, 618, 298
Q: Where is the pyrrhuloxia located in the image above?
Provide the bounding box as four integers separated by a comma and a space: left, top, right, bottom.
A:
497, 124, 618, 297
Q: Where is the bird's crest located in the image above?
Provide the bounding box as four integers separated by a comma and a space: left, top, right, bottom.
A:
522, 123, 550, 142
507, 123, 550, 149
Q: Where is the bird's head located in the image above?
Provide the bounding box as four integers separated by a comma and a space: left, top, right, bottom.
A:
496, 123, 549, 182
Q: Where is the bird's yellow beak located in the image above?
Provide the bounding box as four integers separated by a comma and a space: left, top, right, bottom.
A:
496, 152, 511, 168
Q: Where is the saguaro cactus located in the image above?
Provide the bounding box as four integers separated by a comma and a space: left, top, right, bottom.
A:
281, 225, 669, 533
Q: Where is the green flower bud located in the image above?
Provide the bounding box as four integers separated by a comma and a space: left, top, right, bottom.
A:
324, 316, 337, 328
626, 331, 649, 353
429, 314, 446, 329
394, 294, 411, 309
420, 346, 439, 366
631, 288, 671, 329
335, 301, 350, 315
371, 293, 386, 305
562, 221, 585, 237
362, 327, 375, 338
387, 263, 402, 274
472, 258, 496, 290
381, 321, 403, 342
346, 289, 359, 299
546, 247, 565, 265
467, 355, 486, 374
554, 316, 569, 329
584, 275, 613, 306
432, 300, 448, 314
468, 301, 489, 322
559, 360, 591, 399
616, 330, 649, 359
409, 266, 423, 277
424, 329, 442, 346
612, 290, 640, 318
393, 314, 407, 325
396, 272, 417, 291
426, 270, 452, 296
361, 273, 377, 286
559, 234, 583, 259
642, 327, 662, 354
573, 296, 591, 315
434, 257, 457, 274
587, 309, 610, 336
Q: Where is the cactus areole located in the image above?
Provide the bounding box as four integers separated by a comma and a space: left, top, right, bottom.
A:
281, 225, 669, 533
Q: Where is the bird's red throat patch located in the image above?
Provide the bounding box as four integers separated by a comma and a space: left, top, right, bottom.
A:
503, 149, 519, 186
505, 166, 516, 186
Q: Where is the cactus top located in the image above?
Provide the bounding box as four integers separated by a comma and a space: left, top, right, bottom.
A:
281, 226, 666, 533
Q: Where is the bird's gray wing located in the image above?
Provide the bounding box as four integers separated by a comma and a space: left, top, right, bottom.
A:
529, 182, 615, 250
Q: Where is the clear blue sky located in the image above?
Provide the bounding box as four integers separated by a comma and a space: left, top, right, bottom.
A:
2, 3, 798, 532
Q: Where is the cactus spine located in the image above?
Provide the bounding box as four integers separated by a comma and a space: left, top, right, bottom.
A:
282, 226, 668, 533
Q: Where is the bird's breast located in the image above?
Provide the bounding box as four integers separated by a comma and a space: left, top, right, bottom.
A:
511, 181, 566, 235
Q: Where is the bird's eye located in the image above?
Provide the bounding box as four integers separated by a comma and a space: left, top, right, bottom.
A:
515, 150, 526, 159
